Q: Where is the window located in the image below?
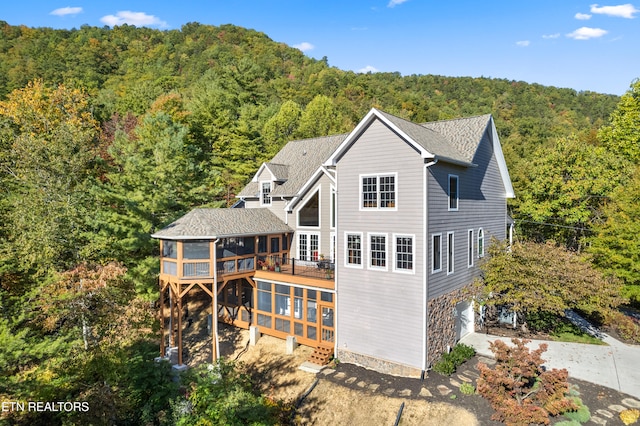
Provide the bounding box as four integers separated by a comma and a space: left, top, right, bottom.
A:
447, 232, 455, 274
270, 237, 280, 254
478, 228, 485, 258
298, 190, 319, 227
432, 234, 442, 273
345, 233, 362, 266
258, 236, 268, 253
395, 235, 414, 272
298, 233, 319, 261
468, 230, 474, 267
449, 175, 459, 211
162, 240, 177, 259
183, 241, 210, 259
361, 174, 396, 209
369, 233, 387, 269
261, 181, 272, 205
330, 186, 336, 229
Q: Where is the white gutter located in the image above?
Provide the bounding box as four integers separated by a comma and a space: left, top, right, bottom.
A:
422, 159, 438, 373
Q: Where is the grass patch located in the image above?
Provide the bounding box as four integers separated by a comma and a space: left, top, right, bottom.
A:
549, 321, 606, 345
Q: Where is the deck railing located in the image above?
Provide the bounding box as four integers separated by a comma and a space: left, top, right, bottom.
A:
161, 253, 333, 281
255, 255, 335, 281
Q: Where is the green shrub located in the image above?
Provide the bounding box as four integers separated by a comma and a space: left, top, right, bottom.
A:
459, 382, 476, 395
432, 343, 476, 376
563, 396, 591, 423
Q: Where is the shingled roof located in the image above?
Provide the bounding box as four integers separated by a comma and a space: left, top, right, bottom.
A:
237, 133, 346, 199
151, 208, 292, 240
420, 114, 492, 164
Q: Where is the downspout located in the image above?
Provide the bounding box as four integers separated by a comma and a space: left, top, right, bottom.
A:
213, 238, 220, 362
422, 159, 438, 376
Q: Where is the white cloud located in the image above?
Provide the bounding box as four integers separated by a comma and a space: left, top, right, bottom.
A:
575, 12, 592, 20
100, 11, 168, 28
516, 40, 530, 47
388, 0, 409, 7
543, 33, 561, 39
590, 3, 639, 18
50, 7, 83, 17
293, 42, 314, 52
566, 26, 608, 39
358, 65, 379, 73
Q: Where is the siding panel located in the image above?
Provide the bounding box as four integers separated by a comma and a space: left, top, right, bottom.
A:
336, 120, 426, 369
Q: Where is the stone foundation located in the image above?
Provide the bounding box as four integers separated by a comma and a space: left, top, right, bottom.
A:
426, 287, 472, 367
336, 349, 423, 378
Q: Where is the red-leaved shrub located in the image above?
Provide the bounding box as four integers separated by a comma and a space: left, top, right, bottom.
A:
476, 338, 578, 425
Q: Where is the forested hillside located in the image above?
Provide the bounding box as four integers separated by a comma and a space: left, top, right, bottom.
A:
0, 21, 638, 425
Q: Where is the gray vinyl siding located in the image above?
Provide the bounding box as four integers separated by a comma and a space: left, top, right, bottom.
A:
336, 119, 426, 369
427, 128, 507, 299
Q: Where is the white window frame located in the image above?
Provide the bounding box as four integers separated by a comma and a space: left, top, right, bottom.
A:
298, 232, 320, 262
447, 231, 455, 275
448, 174, 459, 211
296, 187, 321, 229
477, 228, 485, 258
330, 232, 336, 263
360, 173, 398, 210
368, 232, 388, 271
260, 181, 272, 206
330, 185, 336, 230
432, 233, 442, 273
344, 232, 363, 269
467, 229, 474, 268
394, 234, 415, 274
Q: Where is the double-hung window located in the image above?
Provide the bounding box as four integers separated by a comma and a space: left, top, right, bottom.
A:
447, 232, 455, 275
345, 233, 362, 267
261, 181, 272, 206
432, 234, 442, 273
395, 234, 414, 272
448, 175, 459, 211
361, 174, 396, 209
477, 228, 485, 258
369, 233, 387, 270
467, 229, 474, 267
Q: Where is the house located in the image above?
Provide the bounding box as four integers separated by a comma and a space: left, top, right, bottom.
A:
152, 108, 514, 376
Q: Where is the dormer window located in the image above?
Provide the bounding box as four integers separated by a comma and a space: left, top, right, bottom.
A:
261, 181, 272, 206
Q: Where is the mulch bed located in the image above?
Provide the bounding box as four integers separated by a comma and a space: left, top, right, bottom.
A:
324, 357, 635, 425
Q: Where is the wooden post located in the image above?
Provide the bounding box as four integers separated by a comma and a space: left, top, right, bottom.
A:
169, 286, 175, 348
211, 289, 217, 362
177, 292, 183, 365
159, 283, 165, 357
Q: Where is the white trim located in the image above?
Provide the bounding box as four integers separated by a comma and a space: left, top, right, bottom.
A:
260, 181, 272, 206
297, 231, 320, 262
296, 186, 321, 229
489, 118, 515, 198
330, 232, 336, 263
447, 231, 455, 275
330, 185, 336, 230
431, 233, 442, 273
467, 229, 474, 268
448, 174, 459, 211
324, 108, 436, 166
285, 166, 334, 212
477, 228, 485, 258
367, 232, 388, 271
344, 231, 364, 269
393, 233, 416, 274
251, 162, 275, 183
359, 172, 398, 211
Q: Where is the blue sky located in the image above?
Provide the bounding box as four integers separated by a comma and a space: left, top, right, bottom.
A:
2, 1, 638, 95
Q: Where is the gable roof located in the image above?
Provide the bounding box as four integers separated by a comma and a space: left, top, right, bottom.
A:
238, 133, 346, 199
150, 208, 292, 240
325, 108, 475, 167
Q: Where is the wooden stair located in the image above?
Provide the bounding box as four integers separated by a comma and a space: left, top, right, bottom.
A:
308, 345, 333, 366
